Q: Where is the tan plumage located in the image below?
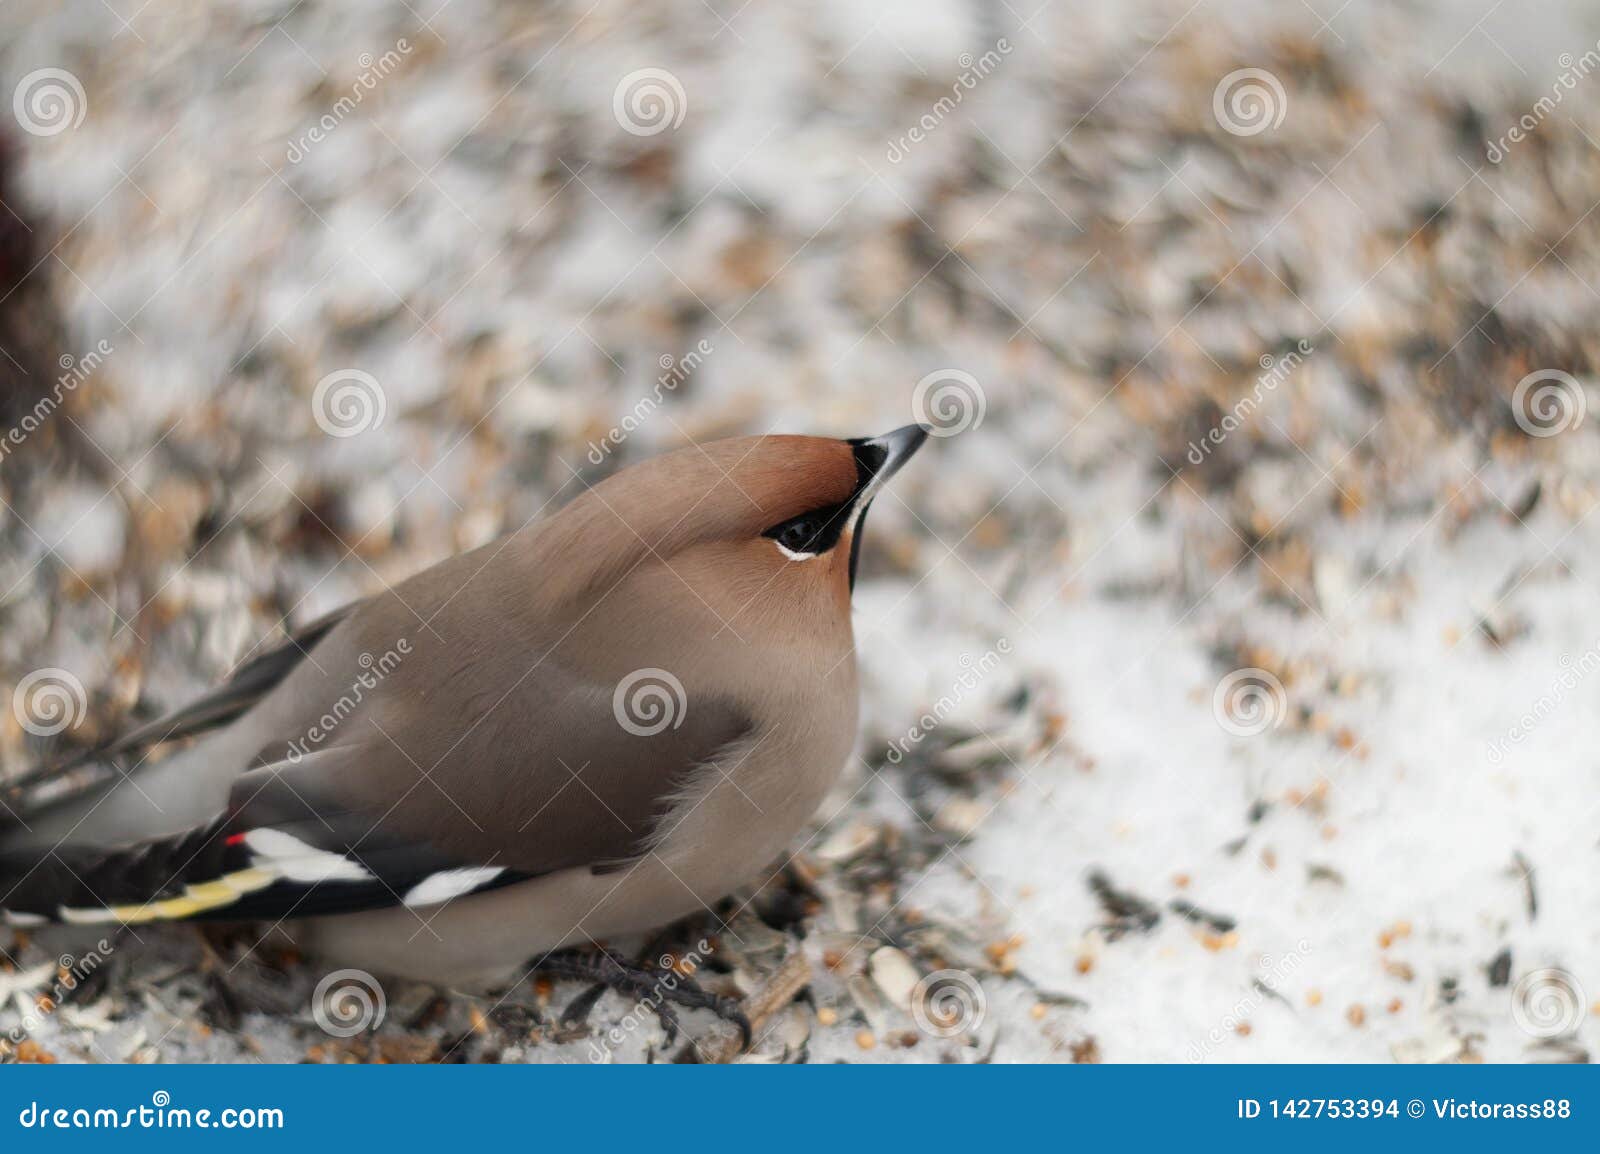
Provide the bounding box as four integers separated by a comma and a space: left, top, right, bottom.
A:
0, 427, 927, 984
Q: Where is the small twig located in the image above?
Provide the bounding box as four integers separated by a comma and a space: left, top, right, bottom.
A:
682, 950, 812, 1065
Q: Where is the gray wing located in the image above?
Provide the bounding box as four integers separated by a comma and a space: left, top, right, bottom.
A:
246, 645, 753, 868
0, 646, 751, 926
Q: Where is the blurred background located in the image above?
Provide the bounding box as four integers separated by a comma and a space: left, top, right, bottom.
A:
0, 0, 1597, 1062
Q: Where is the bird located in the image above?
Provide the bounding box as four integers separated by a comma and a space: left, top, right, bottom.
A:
0, 425, 928, 996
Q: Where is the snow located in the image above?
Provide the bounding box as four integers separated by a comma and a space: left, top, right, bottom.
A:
1, 0, 1598, 1063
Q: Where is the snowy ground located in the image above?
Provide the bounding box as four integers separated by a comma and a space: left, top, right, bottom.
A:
1, 0, 1598, 1062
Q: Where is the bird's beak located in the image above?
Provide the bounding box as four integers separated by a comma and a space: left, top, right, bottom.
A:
848, 423, 930, 507
845, 424, 930, 589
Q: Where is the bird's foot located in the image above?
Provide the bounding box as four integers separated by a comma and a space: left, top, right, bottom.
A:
536, 947, 750, 1049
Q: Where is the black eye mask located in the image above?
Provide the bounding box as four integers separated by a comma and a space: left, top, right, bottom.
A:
760, 442, 886, 559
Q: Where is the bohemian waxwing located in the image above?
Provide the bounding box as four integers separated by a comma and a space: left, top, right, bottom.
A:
0, 426, 928, 985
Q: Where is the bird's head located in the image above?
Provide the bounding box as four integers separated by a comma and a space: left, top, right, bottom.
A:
551, 426, 928, 643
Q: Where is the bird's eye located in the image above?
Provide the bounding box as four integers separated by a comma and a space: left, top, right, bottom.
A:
763, 502, 851, 559
776, 518, 819, 554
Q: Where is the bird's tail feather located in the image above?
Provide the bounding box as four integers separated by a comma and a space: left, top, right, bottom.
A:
0, 815, 252, 928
